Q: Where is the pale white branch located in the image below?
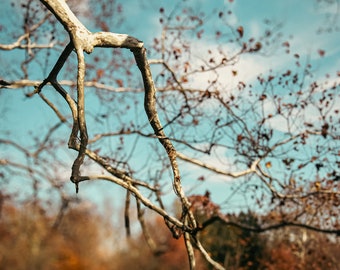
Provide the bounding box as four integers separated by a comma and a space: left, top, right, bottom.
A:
0, 37, 55, 50
194, 237, 225, 270
0, 14, 52, 51
79, 174, 186, 229
177, 152, 259, 178
0, 79, 142, 93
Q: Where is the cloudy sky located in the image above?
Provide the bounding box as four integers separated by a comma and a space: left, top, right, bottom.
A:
1, 0, 339, 210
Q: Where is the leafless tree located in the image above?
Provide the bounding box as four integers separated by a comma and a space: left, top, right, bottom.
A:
1, 0, 339, 269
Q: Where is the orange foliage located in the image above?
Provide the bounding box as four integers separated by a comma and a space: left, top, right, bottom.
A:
0, 197, 339, 270
261, 243, 300, 270
0, 200, 110, 270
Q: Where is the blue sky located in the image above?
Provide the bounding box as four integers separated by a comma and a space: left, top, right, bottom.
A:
1, 0, 339, 213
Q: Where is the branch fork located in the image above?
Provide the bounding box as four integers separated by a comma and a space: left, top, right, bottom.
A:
34, 1, 223, 268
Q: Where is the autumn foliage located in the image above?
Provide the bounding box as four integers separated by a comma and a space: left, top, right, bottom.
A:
0, 196, 110, 269
0, 193, 339, 270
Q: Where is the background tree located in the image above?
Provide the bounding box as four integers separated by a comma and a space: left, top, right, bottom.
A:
0, 195, 117, 269
0, 0, 339, 269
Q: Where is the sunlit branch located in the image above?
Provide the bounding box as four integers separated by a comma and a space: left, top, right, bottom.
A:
38, 0, 195, 208
31, 41, 81, 191
177, 152, 259, 178
3, 79, 222, 95
0, 14, 52, 52
183, 217, 196, 270
192, 236, 225, 270
76, 174, 189, 231
69, 47, 88, 192
2, 79, 143, 92
0, 40, 54, 51
75, 146, 160, 192
131, 46, 197, 230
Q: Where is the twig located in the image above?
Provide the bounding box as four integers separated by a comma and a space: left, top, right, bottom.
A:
136, 199, 159, 253
192, 236, 225, 270
177, 152, 259, 178
76, 173, 188, 231
124, 189, 131, 237
38, 0, 199, 266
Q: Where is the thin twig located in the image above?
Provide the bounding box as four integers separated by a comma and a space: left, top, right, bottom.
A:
124, 189, 131, 237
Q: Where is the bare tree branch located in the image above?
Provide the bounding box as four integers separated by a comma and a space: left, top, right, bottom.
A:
200, 215, 340, 236
0, 14, 53, 51
177, 152, 259, 178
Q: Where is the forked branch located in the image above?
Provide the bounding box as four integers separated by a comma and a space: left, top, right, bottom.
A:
37, 0, 203, 268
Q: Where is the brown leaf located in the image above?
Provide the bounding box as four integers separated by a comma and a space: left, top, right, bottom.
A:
96, 69, 104, 79
115, 79, 124, 87
237, 26, 244, 38
251, 42, 262, 52
100, 21, 109, 32
283, 70, 291, 77
282, 41, 290, 47
318, 49, 325, 57
192, 118, 199, 125
197, 175, 205, 181
321, 122, 329, 138
265, 162, 272, 168
181, 76, 188, 83
197, 29, 204, 39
